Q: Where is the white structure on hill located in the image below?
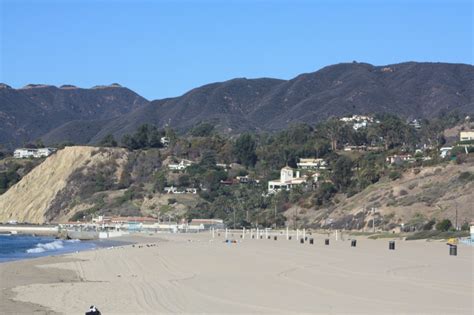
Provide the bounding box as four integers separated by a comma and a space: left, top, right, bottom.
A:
340, 115, 375, 130
460, 131, 474, 142
297, 158, 327, 170
268, 166, 306, 194
14, 148, 56, 159
168, 160, 193, 171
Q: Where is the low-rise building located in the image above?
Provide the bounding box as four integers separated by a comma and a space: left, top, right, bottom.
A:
439, 147, 453, 158
340, 115, 375, 130
189, 219, 225, 230
168, 159, 193, 171
296, 158, 327, 170
164, 186, 197, 194
460, 131, 474, 142
14, 147, 56, 159
386, 154, 414, 164
160, 137, 170, 147
268, 166, 307, 194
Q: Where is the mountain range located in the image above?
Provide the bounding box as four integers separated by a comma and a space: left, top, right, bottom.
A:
1, 62, 473, 148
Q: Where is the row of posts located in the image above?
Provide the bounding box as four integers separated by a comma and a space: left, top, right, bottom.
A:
210, 227, 458, 256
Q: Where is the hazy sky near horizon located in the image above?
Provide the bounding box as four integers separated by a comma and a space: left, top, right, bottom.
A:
0, 0, 472, 100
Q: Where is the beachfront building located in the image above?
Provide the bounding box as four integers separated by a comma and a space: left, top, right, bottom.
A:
460, 131, 474, 142
189, 219, 225, 230
168, 159, 193, 171
268, 166, 307, 194
14, 147, 56, 159
296, 158, 327, 170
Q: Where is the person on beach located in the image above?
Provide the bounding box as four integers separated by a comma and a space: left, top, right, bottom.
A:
86, 305, 101, 315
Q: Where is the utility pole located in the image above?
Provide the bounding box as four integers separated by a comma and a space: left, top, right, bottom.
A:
233, 207, 236, 229
455, 202, 458, 230
274, 204, 277, 229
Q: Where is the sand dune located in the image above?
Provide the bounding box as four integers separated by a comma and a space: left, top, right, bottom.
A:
3, 233, 474, 314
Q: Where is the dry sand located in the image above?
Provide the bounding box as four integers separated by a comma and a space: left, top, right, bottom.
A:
1, 233, 473, 314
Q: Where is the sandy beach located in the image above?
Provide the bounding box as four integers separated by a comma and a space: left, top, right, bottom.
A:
1, 232, 473, 314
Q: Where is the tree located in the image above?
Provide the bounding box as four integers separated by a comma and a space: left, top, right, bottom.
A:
99, 134, 118, 147
121, 134, 138, 150
435, 219, 453, 232
234, 134, 257, 167
331, 155, 354, 191
190, 122, 215, 137
320, 118, 346, 151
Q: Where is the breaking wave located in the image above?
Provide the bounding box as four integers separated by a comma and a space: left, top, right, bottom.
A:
26, 240, 64, 253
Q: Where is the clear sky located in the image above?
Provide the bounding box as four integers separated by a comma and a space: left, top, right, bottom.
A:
0, 0, 472, 100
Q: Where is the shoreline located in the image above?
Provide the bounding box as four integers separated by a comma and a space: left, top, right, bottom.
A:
1, 233, 473, 314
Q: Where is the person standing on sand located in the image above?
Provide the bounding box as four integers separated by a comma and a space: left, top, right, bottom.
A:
86, 305, 101, 315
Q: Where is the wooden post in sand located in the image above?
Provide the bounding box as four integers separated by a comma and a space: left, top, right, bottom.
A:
212, 228, 215, 238
266, 229, 269, 239
336, 230, 338, 241
256, 227, 259, 239
303, 229, 306, 239
286, 226, 289, 240
296, 229, 299, 240
225, 228, 228, 239
242, 227, 245, 239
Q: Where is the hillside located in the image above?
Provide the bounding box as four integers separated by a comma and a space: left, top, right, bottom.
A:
1, 62, 472, 147
0, 146, 129, 223
90, 62, 474, 139
287, 160, 474, 231
0, 84, 148, 148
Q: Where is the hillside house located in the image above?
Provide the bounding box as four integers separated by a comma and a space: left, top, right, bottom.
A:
236, 175, 260, 185
340, 115, 375, 130
343, 145, 367, 152
297, 158, 327, 170
460, 131, 474, 142
386, 154, 414, 164
168, 159, 193, 171
160, 137, 170, 147
14, 147, 56, 159
439, 147, 453, 158
164, 186, 197, 194
268, 166, 307, 194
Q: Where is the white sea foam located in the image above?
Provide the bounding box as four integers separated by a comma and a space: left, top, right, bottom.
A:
26, 240, 64, 253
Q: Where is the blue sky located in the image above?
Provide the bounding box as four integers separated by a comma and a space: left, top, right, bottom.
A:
0, 0, 472, 100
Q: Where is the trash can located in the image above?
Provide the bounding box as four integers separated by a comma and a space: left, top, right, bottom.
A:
305, 236, 308, 241
252, 235, 255, 239
288, 236, 292, 240
325, 239, 329, 245
389, 241, 395, 250
309, 238, 314, 244
267, 235, 271, 240
351, 239, 357, 247
274, 236, 277, 241
449, 245, 457, 256
300, 238, 304, 244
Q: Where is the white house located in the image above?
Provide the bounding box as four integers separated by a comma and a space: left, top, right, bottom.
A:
297, 158, 327, 170
14, 147, 56, 159
439, 147, 453, 158
460, 131, 474, 142
268, 166, 307, 194
160, 137, 170, 147
386, 154, 414, 164
340, 115, 374, 130
168, 160, 193, 171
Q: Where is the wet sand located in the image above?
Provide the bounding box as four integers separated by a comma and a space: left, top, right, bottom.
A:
1, 233, 473, 314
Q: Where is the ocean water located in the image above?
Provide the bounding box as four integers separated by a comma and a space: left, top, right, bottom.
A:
0, 234, 98, 263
